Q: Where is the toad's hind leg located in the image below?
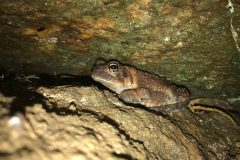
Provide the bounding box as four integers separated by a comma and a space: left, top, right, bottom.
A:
119, 88, 151, 104
119, 88, 172, 107
140, 90, 178, 107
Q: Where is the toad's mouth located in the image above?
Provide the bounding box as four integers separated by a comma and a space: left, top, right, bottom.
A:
92, 76, 115, 85
91, 69, 115, 85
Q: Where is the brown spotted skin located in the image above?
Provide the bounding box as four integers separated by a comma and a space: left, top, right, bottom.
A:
91, 59, 190, 108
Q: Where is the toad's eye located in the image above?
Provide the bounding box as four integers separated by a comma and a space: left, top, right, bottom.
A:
109, 62, 118, 73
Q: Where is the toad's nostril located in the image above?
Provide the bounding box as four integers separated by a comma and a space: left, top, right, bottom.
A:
36, 27, 46, 32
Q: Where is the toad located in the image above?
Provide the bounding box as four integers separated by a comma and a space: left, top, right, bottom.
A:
91, 59, 190, 107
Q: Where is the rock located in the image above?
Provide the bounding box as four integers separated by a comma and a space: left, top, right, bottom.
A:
0, 75, 240, 159
37, 86, 204, 159
0, 0, 240, 101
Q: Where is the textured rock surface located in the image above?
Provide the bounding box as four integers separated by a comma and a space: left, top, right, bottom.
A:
0, 0, 240, 101
0, 77, 239, 160
38, 86, 204, 160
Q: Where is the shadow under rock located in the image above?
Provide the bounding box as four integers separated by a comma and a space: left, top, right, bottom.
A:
0, 73, 98, 115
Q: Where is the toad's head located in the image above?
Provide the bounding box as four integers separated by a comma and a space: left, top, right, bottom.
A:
91, 59, 134, 94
